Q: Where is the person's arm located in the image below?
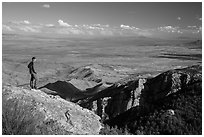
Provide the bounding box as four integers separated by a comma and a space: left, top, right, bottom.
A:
31, 63, 37, 74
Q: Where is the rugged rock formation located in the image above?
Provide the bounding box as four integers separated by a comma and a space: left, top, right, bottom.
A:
2, 85, 102, 135
104, 65, 202, 134
79, 76, 148, 120
79, 65, 201, 122
140, 64, 202, 110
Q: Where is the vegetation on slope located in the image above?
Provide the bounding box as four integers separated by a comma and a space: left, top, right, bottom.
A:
2, 98, 39, 135
105, 82, 202, 135
2, 97, 72, 135
99, 124, 132, 135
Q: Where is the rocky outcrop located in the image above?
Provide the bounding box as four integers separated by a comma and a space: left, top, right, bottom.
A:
104, 78, 147, 119
140, 65, 202, 110
79, 76, 148, 120
79, 65, 201, 121
104, 65, 202, 135
2, 85, 102, 135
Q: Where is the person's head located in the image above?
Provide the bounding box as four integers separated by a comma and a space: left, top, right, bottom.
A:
32, 57, 36, 62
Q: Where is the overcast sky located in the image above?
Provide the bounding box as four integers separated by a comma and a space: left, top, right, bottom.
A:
2, 2, 202, 38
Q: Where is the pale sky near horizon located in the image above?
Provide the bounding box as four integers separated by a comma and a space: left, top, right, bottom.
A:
2, 2, 202, 38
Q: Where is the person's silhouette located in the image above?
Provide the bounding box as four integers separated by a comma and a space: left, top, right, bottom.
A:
28, 57, 37, 89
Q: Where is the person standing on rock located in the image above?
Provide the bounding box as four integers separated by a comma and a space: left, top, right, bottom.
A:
28, 57, 37, 89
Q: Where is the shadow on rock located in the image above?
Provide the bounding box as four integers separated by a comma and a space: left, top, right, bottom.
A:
39, 80, 108, 102
39, 81, 85, 101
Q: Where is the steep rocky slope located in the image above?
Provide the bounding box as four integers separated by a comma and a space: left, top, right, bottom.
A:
2, 85, 102, 135
79, 74, 151, 120
104, 65, 202, 134
79, 65, 201, 125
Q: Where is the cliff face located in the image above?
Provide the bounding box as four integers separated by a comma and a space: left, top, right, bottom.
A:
104, 78, 147, 119
79, 65, 201, 122
139, 65, 202, 110
79, 76, 148, 120
105, 65, 202, 134
2, 85, 102, 135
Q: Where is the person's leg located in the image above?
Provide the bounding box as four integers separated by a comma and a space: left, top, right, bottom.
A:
33, 79, 36, 89
30, 74, 34, 89
33, 74, 37, 89
30, 80, 32, 89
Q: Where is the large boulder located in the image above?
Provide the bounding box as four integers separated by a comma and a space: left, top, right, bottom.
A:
2, 85, 102, 135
